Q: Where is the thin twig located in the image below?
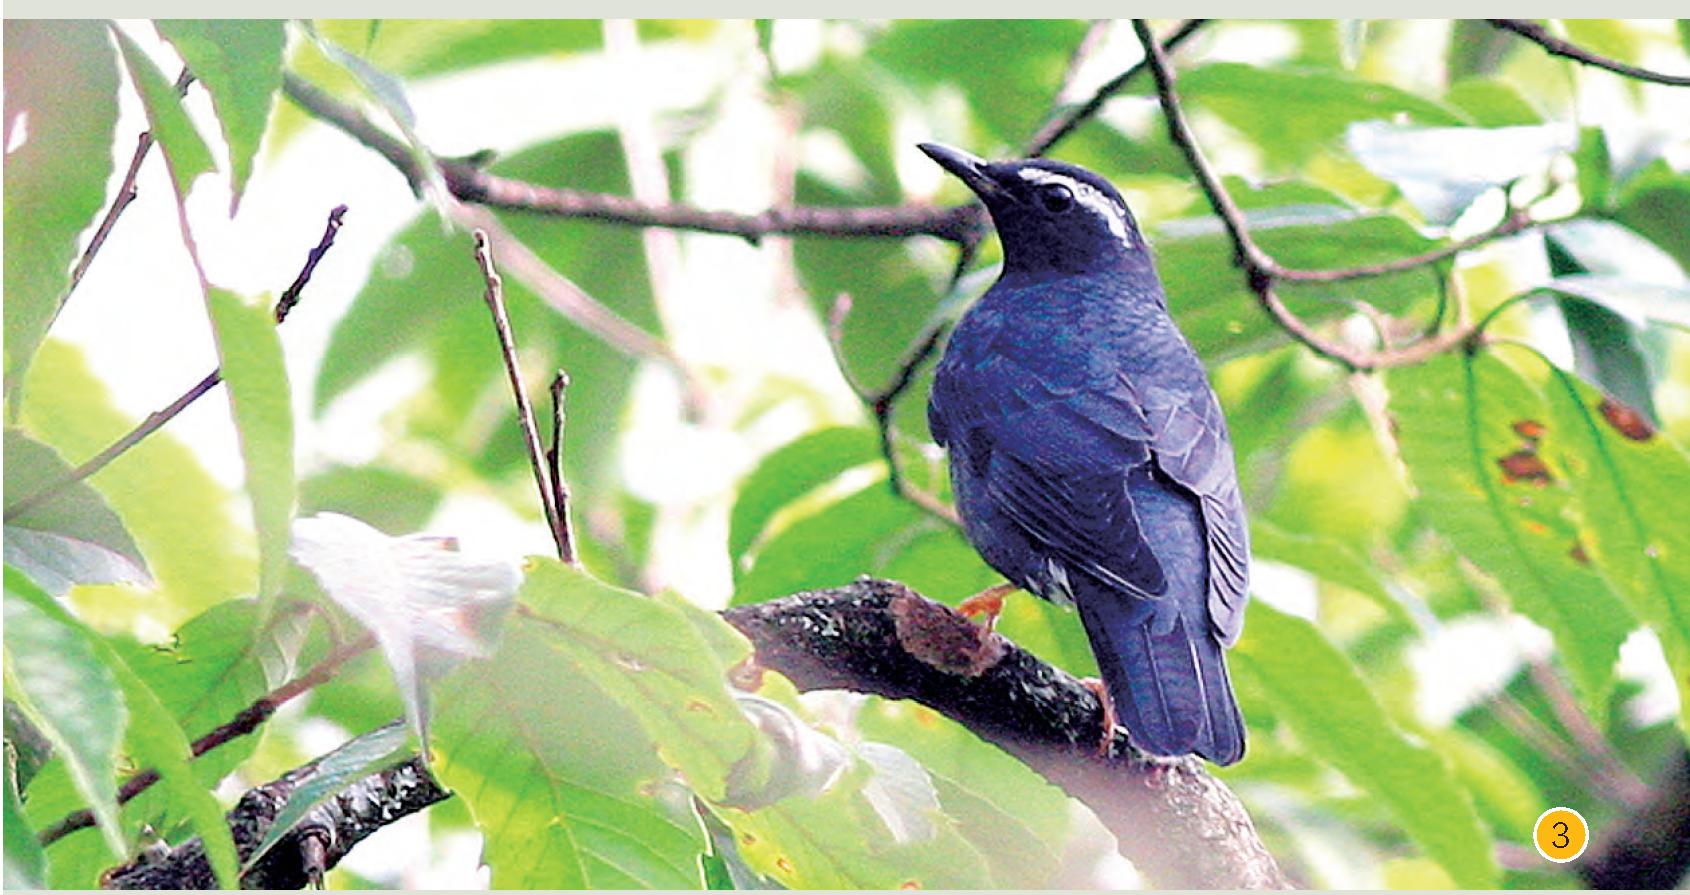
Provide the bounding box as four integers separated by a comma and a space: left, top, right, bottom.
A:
546, 370, 578, 566
448, 204, 706, 413
1131, 19, 1483, 373
2, 205, 349, 523
1024, 19, 1207, 158
37, 633, 376, 847
1523, 659, 1651, 809
280, 72, 983, 246
63, 69, 194, 301
1275, 209, 1537, 283
1489, 19, 1690, 87
472, 230, 571, 562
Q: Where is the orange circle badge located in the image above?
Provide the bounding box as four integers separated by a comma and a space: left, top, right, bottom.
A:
1533, 807, 1590, 863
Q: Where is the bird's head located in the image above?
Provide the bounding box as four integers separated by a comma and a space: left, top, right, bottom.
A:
919, 142, 1150, 277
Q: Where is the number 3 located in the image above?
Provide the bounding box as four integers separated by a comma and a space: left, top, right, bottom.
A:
1553, 821, 1570, 849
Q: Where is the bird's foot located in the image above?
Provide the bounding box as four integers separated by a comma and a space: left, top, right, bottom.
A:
956, 582, 1016, 634
1080, 677, 1118, 757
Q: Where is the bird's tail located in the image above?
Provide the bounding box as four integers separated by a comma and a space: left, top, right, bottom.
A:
1076, 594, 1246, 765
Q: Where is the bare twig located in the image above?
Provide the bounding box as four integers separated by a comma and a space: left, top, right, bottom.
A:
1524, 659, 1651, 809
447, 204, 705, 412
1275, 209, 1537, 283
546, 370, 578, 566
1131, 19, 1484, 373
472, 230, 572, 563
1024, 19, 1207, 157
1489, 19, 1690, 87
281, 72, 984, 246
37, 633, 376, 847
63, 69, 194, 301
3, 205, 349, 523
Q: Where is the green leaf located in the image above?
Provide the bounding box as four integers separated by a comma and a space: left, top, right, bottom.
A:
1546, 231, 1662, 426
1574, 126, 1613, 211
3, 20, 119, 388
19, 341, 252, 627
517, 562, 760, 799
316, 19, 600, 78
1543, 276, 1690, 331
432, 617, 708, 888
1614, 161, 1690, 272
728, 426, 879, 567
4, 429, 149, 593
1232, 600, 1500, 887
3, 567, 127, 860
1444, 79, 1543, 127
3, 758, 48, 889
1529, 348, 1690, 739
1173, 62, 1466, 169
153, 20, 285, 210
206, 289, 294, 612
110, 27, 213, 198
869, 20, 1091, 144
1389, 352, 1634, 716
245, 721, 410, 869
856, 698, 1071, 887
104, 650, 239, 888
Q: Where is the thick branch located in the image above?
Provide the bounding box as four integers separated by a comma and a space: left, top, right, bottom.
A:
1489, 19, 1690, 87
721, 579, 1289, 889
280, 72, 984, 246
100, 755, 447, 889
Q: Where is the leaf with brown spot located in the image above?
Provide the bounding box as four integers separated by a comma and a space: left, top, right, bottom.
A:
1512, 419, 1546, 441
1599, 398, 1656, 441
1497, 450, 1553, 486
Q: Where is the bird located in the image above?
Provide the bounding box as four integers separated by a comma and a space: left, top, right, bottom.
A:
920, 143, 1248, 765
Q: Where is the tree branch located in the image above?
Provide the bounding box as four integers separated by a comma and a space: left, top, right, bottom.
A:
1131, 19, 1485, 373
100, 754, 447, 889
722, 579, 1289, 889
1489, 19, 1690, 87
279, 72, 984, 246
3, 204, 348, 523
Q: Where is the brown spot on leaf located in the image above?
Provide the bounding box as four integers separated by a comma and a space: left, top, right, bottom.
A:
1522, 519, 1550, 536
775, 856, 795, 875
1599, 398, 1655, 441
685, 698, 713, 714
1498, 450, 1553, 486
899, 880, 923, 889
1512, 419, 1546, 441
1569, 541, 1590, 565
727, 657, 765, 692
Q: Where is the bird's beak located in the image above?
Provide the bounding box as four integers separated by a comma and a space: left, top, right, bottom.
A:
918, 142, 1002, 199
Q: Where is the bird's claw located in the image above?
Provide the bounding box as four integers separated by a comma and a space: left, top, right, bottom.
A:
956, 582, 1016, 634
1081, 677, 1118, 757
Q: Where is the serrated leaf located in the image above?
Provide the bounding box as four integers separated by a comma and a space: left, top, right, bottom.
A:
206, 289, 294, 612
20, 340, 252, 627
1232, 599, 1500, 887
518, 562, 759, 799
246, 721, 410, 869
1389, 352, 1634, 717
728, 426, 879, 567
4, 759, 48, 889
4, 429, 149, 593
432, 618, 707, 888
111, 26, 212, 198
3, 567, 127, 860
154, 20, 285, 210
1531, 350, 1690, 739
3, 20, 119, 388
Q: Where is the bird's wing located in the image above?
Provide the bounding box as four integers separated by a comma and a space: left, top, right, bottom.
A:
1138, 383, 1251, 645
933, 352, 1167, 599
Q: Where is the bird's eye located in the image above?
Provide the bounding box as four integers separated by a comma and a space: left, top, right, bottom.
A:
1035, 183, 1075, 213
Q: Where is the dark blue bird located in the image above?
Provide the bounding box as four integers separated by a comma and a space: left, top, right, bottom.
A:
921, 143, 1247, 765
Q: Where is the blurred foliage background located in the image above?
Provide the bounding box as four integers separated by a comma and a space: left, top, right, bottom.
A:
5, 17, 1690, 890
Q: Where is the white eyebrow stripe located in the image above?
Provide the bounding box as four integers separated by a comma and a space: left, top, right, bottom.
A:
1017, 168, 1133, 247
